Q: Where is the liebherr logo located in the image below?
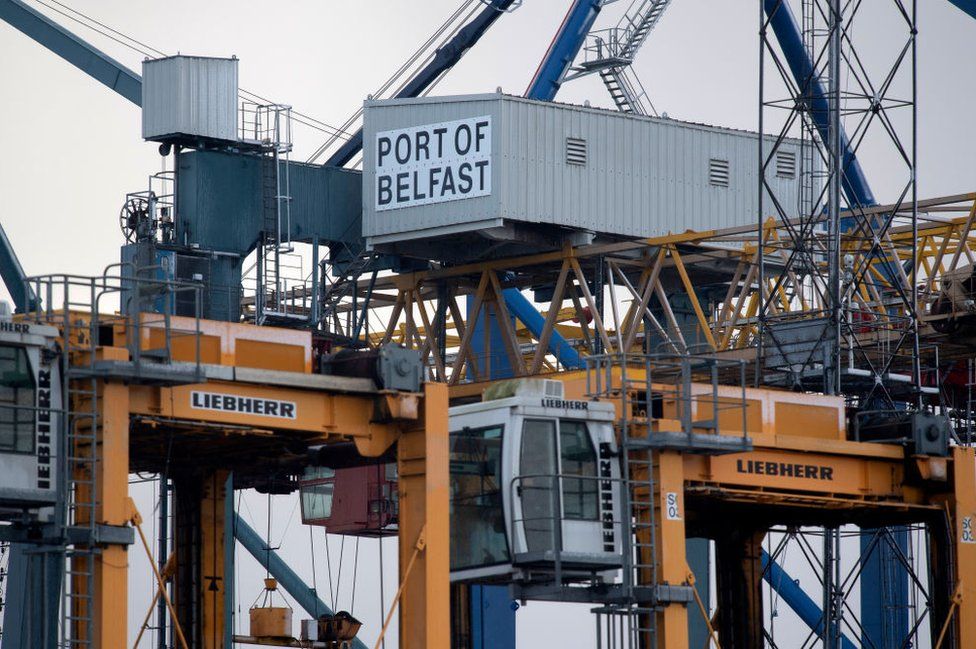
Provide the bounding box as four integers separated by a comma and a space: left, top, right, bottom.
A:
598, 442, 616, 552
36, 367, 52, 490
736, 459, 834, 481
191, 391, 297, 420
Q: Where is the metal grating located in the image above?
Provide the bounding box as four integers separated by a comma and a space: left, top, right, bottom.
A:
708, 158, 730, 187
776, 150, 797, 178
566, 137, 587, 166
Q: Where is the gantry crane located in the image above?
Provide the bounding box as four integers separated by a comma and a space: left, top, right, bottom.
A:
1, 1, 976, 649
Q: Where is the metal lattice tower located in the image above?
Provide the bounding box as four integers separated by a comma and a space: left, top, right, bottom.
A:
758, 0, 920, 409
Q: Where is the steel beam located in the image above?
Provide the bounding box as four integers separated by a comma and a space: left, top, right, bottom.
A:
761, 550, 856, 649
948, 0, 976, 18
0, 222, 38, 312
0, 0, 142, 105
525, 0, 604, 102
503, 289, 582, 370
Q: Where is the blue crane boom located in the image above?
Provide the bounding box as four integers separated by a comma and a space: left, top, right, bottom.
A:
0, 222, 38, 312
525, 0, 604, 101
0, 0, 141, 105
948, 0, 976, 18
323, 0, 519, 168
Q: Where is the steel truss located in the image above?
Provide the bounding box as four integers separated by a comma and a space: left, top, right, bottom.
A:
758, 0, 919, 405
763, 524, 934, 649
348, 193, 975, 389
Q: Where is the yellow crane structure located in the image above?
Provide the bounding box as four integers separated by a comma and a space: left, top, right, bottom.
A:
14, 258, 976, 649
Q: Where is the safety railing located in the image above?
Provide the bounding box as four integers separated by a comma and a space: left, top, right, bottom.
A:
23, 267, 205, 378
239, 101, 293, 152
585, 352, 750, 446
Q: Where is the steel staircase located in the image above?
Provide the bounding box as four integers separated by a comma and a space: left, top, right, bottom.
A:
616, 0, 671, 60
319, 244, 376, 346
575, 0, 672, 116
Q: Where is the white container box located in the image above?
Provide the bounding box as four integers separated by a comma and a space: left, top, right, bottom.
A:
362, 93, 817, 261
142, 55, 238, 144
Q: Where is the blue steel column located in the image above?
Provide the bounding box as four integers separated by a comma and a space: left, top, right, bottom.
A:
761, 551, 856, 649
947, 0, 976, 19
859, 530, 910, 649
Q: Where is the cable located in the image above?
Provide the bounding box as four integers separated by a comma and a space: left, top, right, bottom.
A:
349, 537, 360, 615
334, 534, 346, 610
265, 491, 272, 581
378, 536, 386, 649
324, 529, 336, 610
309, 526, 321, 618
44, 0, 166, 57
306, 0, 481, 163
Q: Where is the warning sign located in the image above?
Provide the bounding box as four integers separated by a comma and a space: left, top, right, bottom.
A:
374, 116, 491, 211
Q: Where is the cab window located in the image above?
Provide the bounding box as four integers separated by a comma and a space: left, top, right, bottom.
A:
450, 424, 510, 570
559, 420, 599, 520
519, 419, 558, 552
0, 345, 34, 454
299, 466, 335, 523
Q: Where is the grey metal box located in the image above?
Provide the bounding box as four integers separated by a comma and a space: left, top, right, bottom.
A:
142, 55, 238, 144
362, 93, 815, 261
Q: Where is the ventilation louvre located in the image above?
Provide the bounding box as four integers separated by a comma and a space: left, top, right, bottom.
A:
543, 379, 565, 398
776, 150, 797, 178
566, 137, 587, 166
708, 158, 730, 187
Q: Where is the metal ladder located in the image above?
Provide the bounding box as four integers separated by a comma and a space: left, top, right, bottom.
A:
589, 357, 660, 649
59, 310, 101, 648
251, 104, 294, 316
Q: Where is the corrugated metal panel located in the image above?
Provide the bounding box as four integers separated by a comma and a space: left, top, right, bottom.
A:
142, 56, 238, 143
362, 94, 817, 255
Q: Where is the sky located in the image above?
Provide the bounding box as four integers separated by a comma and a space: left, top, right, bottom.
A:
1, 0, 974, 647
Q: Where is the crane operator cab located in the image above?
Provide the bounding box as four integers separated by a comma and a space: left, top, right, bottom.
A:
0, 311, 62, 523
449, 379, 623, 584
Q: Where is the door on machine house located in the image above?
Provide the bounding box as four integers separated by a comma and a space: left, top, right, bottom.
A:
514, 417, 603, 557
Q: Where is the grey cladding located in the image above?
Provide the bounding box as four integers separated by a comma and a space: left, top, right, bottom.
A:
362, 94, 818, 260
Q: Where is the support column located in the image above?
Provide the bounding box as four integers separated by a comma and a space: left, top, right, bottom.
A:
201, 470, 230, 649
94, 378, 130, 649
953, 446, 976, 644
860, 527, 909, 649
686, 538, 710, 649
654, 451, 688, 649
173, 469, 230, 649
398, 382, 450, 649
715, 527, 764, 648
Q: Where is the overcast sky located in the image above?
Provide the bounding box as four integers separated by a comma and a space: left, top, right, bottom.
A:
1, 1, 974, 647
